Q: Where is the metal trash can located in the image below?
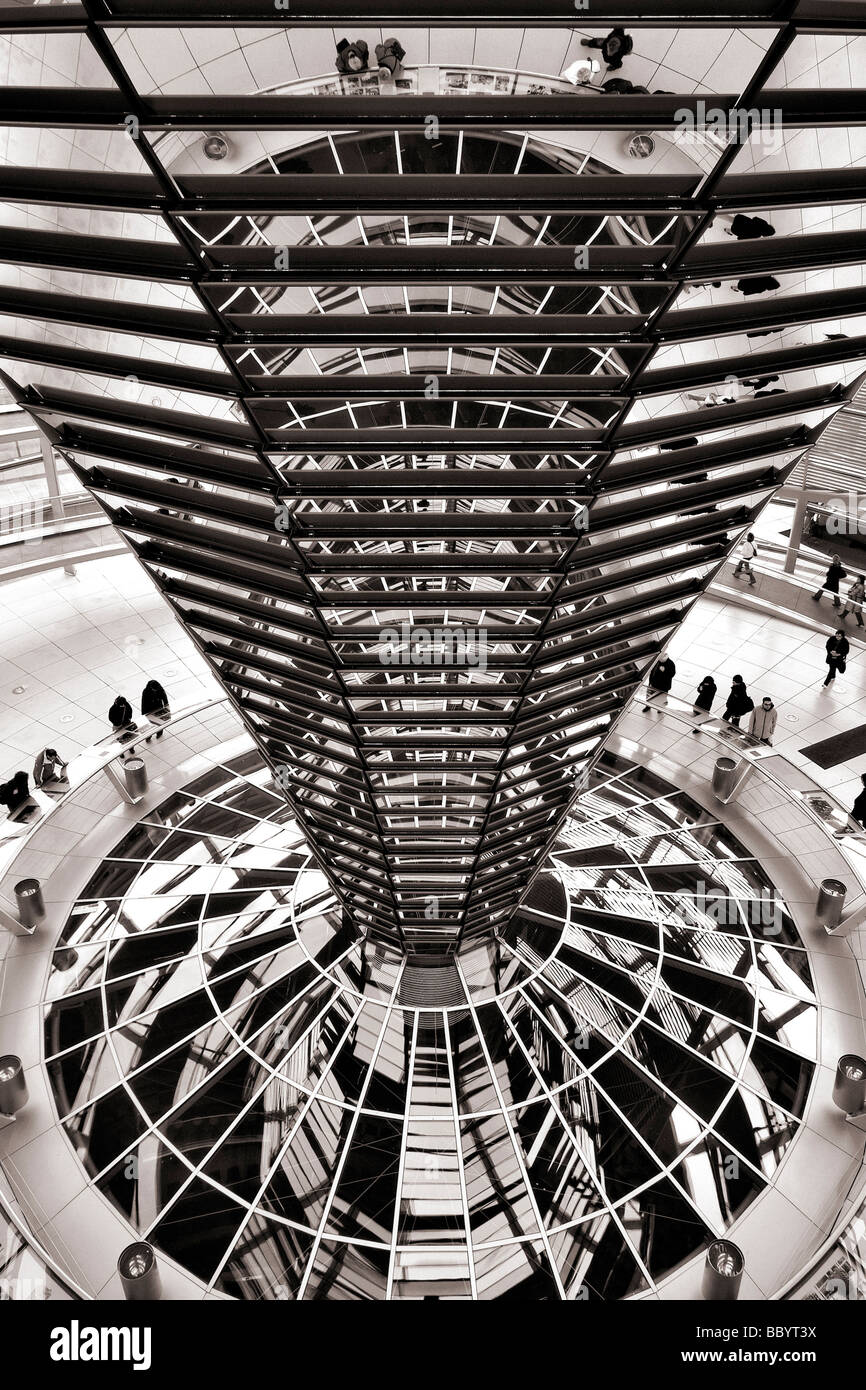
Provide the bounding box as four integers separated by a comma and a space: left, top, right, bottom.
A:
14, 878, 45, 929
711, 756, 738, 800
816, 877, 846, 928
701, 1240, 744, 1301
118, 1242, 162, 1301
0, 1055, 28, 1117
832, 1054, 866, 1116
123, 757, 148, 799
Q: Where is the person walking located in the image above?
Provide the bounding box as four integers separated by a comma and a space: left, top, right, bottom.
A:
142, 679, 171, 742
722, 675, 754, 727
840, 575, 865, 627
734, 532, 758, 586
824, 630, 850, 685
813, 555, 847, 608
642, 655, 676, 711
375, 37, 405, 80
335, 38, 369, 73
852, 773, 866, 829
33, 747, 69, 788
748, 696, 778, 744
581, 27, 633, 70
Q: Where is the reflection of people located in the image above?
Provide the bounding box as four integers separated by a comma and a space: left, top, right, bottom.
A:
335, 38, 369, 73
581, 27, 634, 70
852, 774, 866, 828
726, 214, 776, 240
33, 747, 69, 788
375, 37, 405, 80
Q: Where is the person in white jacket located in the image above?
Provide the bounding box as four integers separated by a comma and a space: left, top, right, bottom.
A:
734, 532, 757, 586
748, 697, 777, 744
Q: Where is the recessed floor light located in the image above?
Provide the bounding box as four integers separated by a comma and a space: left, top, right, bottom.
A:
12, 685, 26, 695
60, 714, 75, 723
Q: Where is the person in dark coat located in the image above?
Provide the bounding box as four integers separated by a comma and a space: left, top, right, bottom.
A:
375, 37, 405, 79
335, 38, 369, 73
726, 214, 776, 240
693, 676, 717, 714
142, 680, 171, 742
0, 770, 35, 819
643, 656, 676, 711
109, 695, 137, 756
722, 675, 753, 727
824, 630, 850, 686
813, 555, 847, 608
661, 437, 698, 450
582, 27, 633, 69
852, 773, 866, 828
736, 275, 781, 296
601, 78, 648, 94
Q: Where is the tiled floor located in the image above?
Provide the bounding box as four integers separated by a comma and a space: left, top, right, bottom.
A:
665, 591, 866, 813
0, 554, 221, 782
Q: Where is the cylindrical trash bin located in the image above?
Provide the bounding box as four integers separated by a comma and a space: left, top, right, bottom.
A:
123, 757, 148, 799
0, 1055, 28, 1117
14, 878, 45, 929
816, 877, 846, 928
712, 756, 738, 800
832, 1054, 866, 1116
118, 1242, 162, 1301
701, 1240, 744, 1301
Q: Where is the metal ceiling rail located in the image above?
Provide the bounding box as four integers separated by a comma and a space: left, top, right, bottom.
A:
0, 0, 858, 29
2, 88, 864, 129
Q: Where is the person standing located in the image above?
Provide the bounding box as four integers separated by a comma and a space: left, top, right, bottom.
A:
581, 27, 633, 70
335, 38, 369, 73
734, 532, 758, 586
109, 695, 137, 756
840, 575, 865, 627
722, 675, 754, 727
852, 773, 866, 828
642, 655, 676, 711
375, 37, 405, 80
693, 675, 717, 714
813, 555, 847, 609
824, 630, 850, 686
748, 697, 777, 744
142, 679, 171, 742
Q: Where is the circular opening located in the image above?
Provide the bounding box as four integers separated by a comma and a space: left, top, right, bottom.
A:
707, 1241, 744, 1278
0, 1056, 21, 1084
119, 1243, 154, 1279
840, 1054, 866, 1081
